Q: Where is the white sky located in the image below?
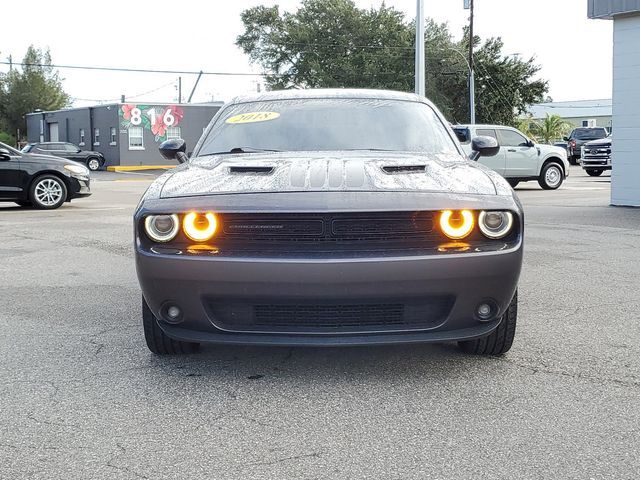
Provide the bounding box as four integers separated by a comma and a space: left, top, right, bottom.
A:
1, 0, 613, 107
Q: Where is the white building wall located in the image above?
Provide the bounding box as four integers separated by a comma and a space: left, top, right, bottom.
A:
611, 14, 640, 206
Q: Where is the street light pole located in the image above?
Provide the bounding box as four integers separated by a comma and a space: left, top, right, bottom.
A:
468, 0, 476, 123
415, 0, 425, 97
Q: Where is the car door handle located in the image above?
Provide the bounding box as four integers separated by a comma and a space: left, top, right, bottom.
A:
507, 149, 516, 152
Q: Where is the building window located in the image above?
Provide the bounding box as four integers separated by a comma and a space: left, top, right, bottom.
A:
166, 126, 181, 140
79, 128, 85, 146
110, 127, 117, 145
93, 128, 100, 146
128, 127, 144, 150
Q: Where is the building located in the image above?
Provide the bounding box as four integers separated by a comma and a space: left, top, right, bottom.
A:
527, 99, 612, 130
26, 102, 223, 167
589, 0, 640, 207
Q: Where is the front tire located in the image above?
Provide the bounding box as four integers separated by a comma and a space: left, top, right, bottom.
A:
538, 162, 564, 190
507, 179, 520, 188
30, 174, 68, 209
142, 296, 199, 355
458, 292, 517, 355
586, 169, 603, 177
87, 157, 101, 171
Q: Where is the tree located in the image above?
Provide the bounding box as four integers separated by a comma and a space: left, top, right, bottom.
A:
236, 0, 548, 125
0, 46, 70, 139
518, 114, 571, 144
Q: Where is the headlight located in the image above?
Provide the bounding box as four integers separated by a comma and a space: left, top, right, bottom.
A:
183, 212, 217, 242
439, 210, 474, 240
144, 214, 180, 242
64, 164, 89, 175
478, 211, 514, 239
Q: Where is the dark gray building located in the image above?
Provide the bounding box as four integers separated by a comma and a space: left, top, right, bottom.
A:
26, 102, 223, 167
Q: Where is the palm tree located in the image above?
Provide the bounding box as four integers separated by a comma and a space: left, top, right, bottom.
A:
533, 114, 572, 144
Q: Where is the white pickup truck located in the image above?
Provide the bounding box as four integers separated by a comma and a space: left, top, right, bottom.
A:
453, 124, 570, 189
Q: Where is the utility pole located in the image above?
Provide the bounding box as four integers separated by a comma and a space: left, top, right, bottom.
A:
178, 77, 182, 104
415, 0, 425, 97
8, 55, 12, 72
187, 71, 203, 103
468, 0, 476, 123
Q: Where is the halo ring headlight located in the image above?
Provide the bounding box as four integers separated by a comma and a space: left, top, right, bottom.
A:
479, 211, 514, 239
144, 214, 180, 243
439, 210, 475, 240
183, 212, 217, 242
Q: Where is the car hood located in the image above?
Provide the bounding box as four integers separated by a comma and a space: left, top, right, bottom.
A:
584, 137, 612, 147
536, 144, 567, 156
156, 151, 505, 199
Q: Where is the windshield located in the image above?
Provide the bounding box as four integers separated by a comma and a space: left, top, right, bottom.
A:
198, 98, 459, 156
573, 129, 607, 140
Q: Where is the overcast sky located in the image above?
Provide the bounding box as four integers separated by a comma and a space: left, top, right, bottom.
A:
1, 0, 613, 107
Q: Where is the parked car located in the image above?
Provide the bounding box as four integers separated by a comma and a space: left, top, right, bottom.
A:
453, 124, 569, 189
0, 141, 91, 209
564, 127, 608, 165
21, 142, 105, 171
581, 136, 612, 176
135, 89, 523, 356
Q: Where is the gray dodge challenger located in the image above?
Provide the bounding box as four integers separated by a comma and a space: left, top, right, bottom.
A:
135, 89, 523, 355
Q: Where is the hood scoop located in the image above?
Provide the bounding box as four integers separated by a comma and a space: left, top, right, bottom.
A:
229, 166, 274, 175
382, 165, 426, 174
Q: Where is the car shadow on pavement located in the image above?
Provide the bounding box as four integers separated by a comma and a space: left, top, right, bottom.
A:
138, 342, 491, 384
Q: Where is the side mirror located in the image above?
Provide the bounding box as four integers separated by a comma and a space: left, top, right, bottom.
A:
0, 148, 11, 161
526, 140, 535, 148
159, 138, 188, 164
469, 136, 500, 161
563, 136, 569, 141
77, 148, 82, 153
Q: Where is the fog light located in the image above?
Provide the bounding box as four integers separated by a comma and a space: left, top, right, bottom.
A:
476, 303, 494, 321
162, 304, 183, 323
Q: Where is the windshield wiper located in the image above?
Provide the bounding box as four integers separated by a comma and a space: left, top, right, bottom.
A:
204, 147, 282, 155
341, 148, 397, 152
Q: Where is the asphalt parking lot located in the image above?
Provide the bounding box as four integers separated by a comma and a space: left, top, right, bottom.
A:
1, 166, 638, 479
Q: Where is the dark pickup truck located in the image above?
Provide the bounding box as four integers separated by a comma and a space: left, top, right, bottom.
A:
565, 127, 608, 164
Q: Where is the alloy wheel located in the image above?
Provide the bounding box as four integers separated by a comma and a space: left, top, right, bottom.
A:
35, 178, 64, 207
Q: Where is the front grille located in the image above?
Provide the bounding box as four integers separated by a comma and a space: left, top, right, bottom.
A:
206, 296, 454, 333
255, 304, 404, 327
222, 212, 434, 242
213, 211, 446, 255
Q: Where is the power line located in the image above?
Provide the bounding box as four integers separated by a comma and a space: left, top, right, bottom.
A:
72, 80, 177, 103
0, 61, 268, 77
0, 60, 464, 80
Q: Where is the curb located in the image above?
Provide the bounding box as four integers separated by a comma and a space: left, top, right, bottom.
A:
107, 165, 175, 172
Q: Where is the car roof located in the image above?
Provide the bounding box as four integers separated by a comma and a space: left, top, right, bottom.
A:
229, 88, 428, 105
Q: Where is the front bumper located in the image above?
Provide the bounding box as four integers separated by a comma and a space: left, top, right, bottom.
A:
582, 158, 611, 171
68, 176, 91, 199
136, 246, 523, 346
